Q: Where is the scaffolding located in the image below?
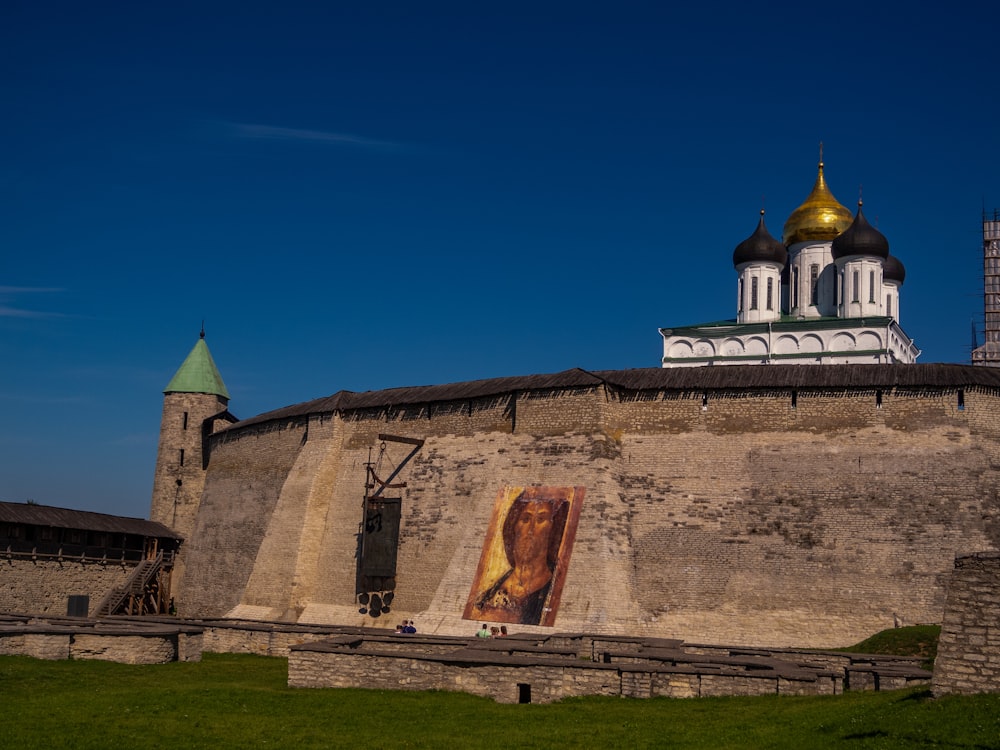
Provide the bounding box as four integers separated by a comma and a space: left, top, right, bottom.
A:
972, 210, 1000, 366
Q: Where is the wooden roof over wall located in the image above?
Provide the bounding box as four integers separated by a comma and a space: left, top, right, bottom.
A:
226, 364, 1000, 432
0, 501, 181, 539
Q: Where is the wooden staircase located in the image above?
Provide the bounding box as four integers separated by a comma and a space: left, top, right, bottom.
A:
95, 552, 167, 617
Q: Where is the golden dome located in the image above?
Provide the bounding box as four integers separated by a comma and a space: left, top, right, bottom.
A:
782, 161, 854, 245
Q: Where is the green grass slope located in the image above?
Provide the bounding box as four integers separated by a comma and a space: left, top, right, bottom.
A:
2, 652, 999, 749
837, 625, 941, 670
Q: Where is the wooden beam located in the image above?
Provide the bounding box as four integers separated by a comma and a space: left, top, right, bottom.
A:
377, 433, 425, 446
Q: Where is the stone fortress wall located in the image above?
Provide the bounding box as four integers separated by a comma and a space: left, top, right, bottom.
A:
0, 559, 135, 617
174, 366, 1000, 649
933, 552, 1000, 695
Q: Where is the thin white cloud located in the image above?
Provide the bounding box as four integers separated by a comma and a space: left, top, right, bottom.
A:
0, 305, 63, 319
0, 287, 65, 318
0, 286, 63, 294
232, 122, 402, 150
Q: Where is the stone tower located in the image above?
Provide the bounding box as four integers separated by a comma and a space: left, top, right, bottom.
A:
150, 330, 233, 542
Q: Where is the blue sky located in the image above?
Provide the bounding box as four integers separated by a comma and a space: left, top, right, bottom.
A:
2, 1, 998, 518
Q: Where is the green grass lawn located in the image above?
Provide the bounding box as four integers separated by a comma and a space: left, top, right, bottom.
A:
2, 652, 1000, 749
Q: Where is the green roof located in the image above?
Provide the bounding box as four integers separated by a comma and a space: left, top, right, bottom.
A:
164, 337, 230, 399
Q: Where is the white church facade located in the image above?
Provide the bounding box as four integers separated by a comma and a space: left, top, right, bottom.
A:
660, 159, 919, 367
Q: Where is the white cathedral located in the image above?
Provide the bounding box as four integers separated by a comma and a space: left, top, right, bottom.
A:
660, 158, 919, 366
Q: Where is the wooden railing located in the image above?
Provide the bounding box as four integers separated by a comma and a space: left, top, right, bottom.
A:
3, 545, 158, 564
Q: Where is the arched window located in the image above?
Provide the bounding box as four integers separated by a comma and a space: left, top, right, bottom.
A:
751, 277, 759, 310
766, 278, 774, 310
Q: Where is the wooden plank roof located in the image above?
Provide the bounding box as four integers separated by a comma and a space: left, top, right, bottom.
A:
0, 501, 181, 539
226, 364, 1000, 432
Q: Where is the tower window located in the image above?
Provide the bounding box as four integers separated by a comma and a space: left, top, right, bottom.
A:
869, 270, 876, 303
766, 278, 774, 310
791, 390, 798, 409
182, 412, 189, 430
852, 270, 860, 303
792, 266, 799, 308
810, 264, 819, 305
876, 390, 883, 409
958, 389, 965, 411
886, 294, 892, 317
179, 449, 185, 466
750, 277, 758, 310
738, 278, 744, 312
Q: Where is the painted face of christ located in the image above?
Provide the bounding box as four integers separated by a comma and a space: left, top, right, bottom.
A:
464, 485, 584, 628
468, 493, 570, 625
512, 500, 554, 569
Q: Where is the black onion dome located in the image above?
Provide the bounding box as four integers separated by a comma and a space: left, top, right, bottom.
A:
733, 211, 788, 268
831, 201, 889, 260
883, 254, 905, 284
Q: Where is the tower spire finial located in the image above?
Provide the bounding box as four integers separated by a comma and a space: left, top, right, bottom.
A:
200, 321, 205, 339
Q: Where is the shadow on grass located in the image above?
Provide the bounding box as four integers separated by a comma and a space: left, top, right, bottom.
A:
898, 688, 934, 702
843, 730, 889, 739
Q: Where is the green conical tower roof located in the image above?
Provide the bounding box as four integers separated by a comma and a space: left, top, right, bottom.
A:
164, 331, 230, 399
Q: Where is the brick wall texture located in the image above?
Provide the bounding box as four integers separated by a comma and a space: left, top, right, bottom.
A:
150, 392, 231, 591
0, 627, 204, 664
0, 559, 134, 617
174, 384, 1000, 648
286, 647, 852, 702
932, 552, 1000, 695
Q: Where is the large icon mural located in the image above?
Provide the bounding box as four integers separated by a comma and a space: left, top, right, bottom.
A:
464, 485, 584, 627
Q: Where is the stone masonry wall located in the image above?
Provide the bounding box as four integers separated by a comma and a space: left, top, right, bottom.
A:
933, 552, 1000, 695
178, 384, 1000, 648
177, 417, 308, 615
150, 391, 231, 593
287, 648, 623, 703
618, 389, 999, 646
0, 625, 203, 663
0, 558, 133, 616
70, 633, 177, 664
150, 392, 230, 539
285, 644, 846, 702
